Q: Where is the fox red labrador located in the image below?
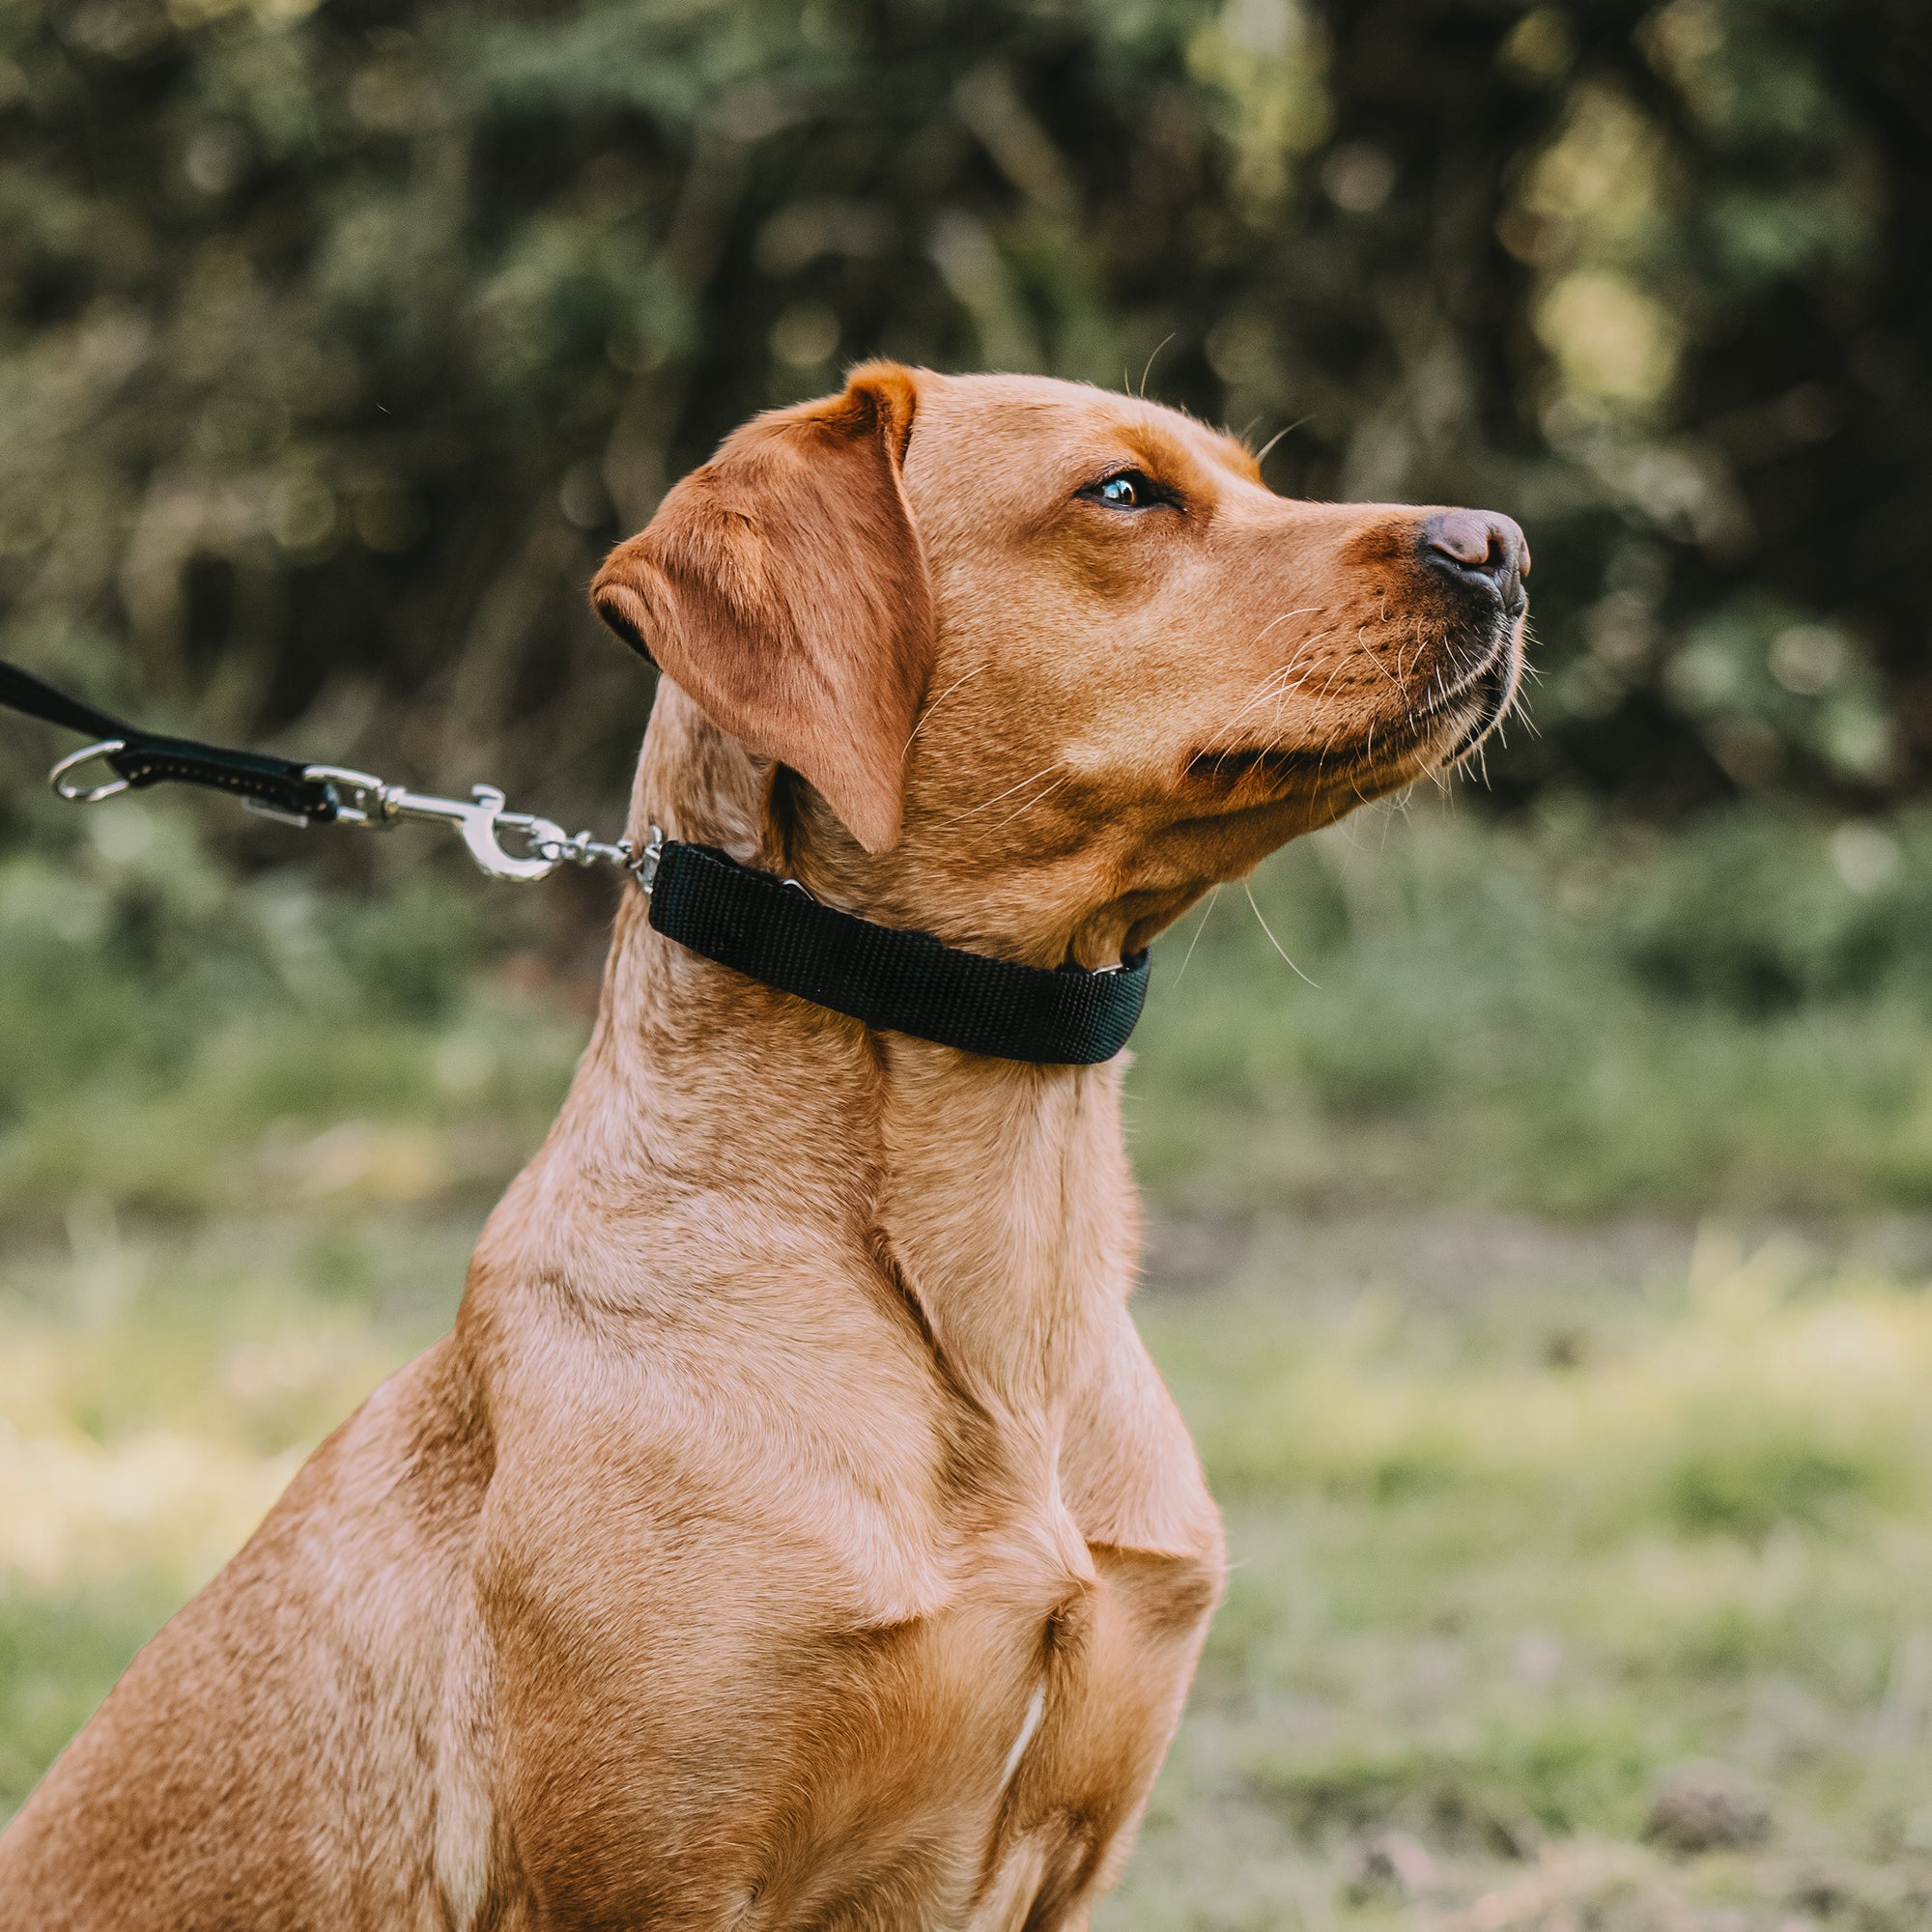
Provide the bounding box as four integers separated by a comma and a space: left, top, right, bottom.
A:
0, 364, 1526, 1929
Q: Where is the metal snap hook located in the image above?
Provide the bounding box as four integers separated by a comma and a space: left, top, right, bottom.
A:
48, 739, 131, 804
448, 786, 563, 883
300, 768, 561, 879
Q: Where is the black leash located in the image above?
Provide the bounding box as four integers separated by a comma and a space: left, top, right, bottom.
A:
0, 657, 1148, 1065
1, 657, 339, 822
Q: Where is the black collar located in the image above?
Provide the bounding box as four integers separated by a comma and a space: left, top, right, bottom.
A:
644, 840, 1149, 1065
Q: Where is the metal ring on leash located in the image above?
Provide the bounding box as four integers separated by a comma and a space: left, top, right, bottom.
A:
48, 739, 130, 804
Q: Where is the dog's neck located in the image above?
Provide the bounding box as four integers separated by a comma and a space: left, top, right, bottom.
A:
510, 691, 1138, 1415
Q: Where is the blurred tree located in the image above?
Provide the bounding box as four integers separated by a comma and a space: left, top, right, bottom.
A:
0, 0, 1924, 838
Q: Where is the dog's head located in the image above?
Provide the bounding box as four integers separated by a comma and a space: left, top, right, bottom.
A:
592, 364, 1525, 966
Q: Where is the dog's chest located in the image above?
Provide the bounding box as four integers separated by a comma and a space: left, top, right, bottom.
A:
486, 1297, 1223, 1930
492, 1442, 1217, 1930
727, 1513, 1219, 1932
747, 1350, 1223, 1927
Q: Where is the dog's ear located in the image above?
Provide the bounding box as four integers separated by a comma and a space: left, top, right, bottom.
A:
590, 362, 932, 854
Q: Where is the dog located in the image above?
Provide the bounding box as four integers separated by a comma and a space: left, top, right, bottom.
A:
0, 363, 1525, 1929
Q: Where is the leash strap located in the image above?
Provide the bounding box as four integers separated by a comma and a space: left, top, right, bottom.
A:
0, 658, 339, 822
648, 842, 1149, 1065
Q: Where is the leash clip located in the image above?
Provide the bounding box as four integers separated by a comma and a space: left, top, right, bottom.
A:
305, 766, 568, 882
302, 765, 650, 886
44, 726, 643, 889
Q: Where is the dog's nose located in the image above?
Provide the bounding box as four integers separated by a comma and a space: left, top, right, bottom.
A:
1421, 510, 1529, 607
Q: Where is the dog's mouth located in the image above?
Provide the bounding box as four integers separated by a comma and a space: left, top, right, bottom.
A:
1188, 611, 1525, 803
1437, 623, 1524, 767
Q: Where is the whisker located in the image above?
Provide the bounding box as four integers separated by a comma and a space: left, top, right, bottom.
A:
1354, 624, 1406, 696
1251, 416, 1309, 469
903, 662, 990, 753
1248, 641, 1331, 712
1251, 606, 1321, 646
1139, 333, 1176, 398
1268, 661, 1323, 732
982, 771, 1070, 835
1171, 885, 1221, 986
1243, 879, 1321, 988
1215, 629, 1336, 742
1379, 789, 1411, 850
938, 761, 1062, 827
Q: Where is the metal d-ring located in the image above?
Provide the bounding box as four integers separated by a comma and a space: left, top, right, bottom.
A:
48, 739, 131, 804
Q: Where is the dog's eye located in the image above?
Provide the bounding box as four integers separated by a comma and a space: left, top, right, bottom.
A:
1086, 469, 1164, 510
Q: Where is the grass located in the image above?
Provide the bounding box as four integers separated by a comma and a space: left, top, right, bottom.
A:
1110, 1241, 1932, 1929
12, 791, 1932, 1922
1127, 800, 1932, 1218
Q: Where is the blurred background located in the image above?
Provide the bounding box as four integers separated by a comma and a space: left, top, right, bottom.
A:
4, 0, 1932, 1922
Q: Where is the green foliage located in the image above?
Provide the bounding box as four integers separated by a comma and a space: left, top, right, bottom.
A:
1108, 1260, 1932, 1923
0, 0, 1925, 835
0, 797, 585, 1230
1659, 1429, 1891, 1543
1128, 800, 1932, 1215
1250, 1710, 1658, 1844
0, 1587, 178, 1817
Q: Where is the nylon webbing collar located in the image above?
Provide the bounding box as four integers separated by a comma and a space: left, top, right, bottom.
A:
1, 655, 1151, 1066
645, 841, 1149, 1065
